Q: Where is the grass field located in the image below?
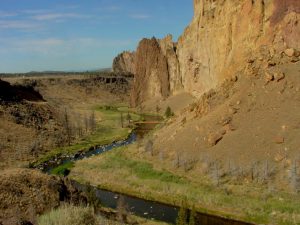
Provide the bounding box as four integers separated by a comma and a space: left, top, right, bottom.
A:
70, 145, 300, 225
33, 104, 141, 166
38, 203, 169, 225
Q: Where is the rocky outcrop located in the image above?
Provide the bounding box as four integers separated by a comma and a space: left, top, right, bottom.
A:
176, 0, 300, 97
159, 35, 182, 94
0, 79, 44, 103
112, 51, 135, 75
131, 38, 170, 107
119, 0, 300, 106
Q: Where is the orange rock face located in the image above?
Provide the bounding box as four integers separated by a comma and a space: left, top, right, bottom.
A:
130, 38, 169, 107
117, 0, 300, 106
112, 51, 136, 75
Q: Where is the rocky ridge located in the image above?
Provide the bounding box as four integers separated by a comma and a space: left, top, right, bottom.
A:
114, 0, 300, 106
112, 51, 136, 75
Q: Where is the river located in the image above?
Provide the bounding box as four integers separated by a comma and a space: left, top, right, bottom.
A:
36, 115, 254, 225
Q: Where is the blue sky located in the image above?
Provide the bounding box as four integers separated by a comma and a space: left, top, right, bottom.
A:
0, 0, 193, 73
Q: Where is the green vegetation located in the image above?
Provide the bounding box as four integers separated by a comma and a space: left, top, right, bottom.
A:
70, 145, 300, 225
51, 162, 74, 176
189, 207, 196, 225
38, 204, 98, 225
176, 206, 187, 225
165, 106, 174, 118
33, 104, 141, 166
98, 148, 185, 184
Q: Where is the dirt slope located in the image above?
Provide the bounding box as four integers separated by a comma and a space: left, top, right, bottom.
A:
149, 61, 300, 191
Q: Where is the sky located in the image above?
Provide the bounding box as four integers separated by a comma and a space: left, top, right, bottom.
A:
0, 0, 193, 73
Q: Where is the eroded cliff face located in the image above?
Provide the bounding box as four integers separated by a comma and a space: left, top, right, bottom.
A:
121, 0, 300, 106
159, 35, 183, 94
177, 0, 300, 97
113, 51, 136, 75
131, 38, 170, 107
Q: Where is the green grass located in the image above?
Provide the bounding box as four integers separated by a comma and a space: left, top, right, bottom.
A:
51, 161, 74, 176
33, 104, 141, 166
70, 145, 300, 225
38, 204, 98, 225
99, 148, 185, 184
95, 105, 141, 122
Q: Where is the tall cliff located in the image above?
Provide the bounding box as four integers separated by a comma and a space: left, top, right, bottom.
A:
130, 38, 170, 107
177, 0, 300, 97
115, 0, 300, 106
112, 51, 136, 75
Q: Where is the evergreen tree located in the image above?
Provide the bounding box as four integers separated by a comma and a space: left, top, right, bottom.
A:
165, 106, 174, 118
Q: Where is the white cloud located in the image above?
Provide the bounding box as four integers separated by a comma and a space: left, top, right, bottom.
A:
129, 13, 151, 19
0, 38, 63, 54
21, 9, 51, 15
72, 38, 132, 47
32, 13, 91, 21
0, 11, 18, 18
0, 20, 39, 30
0, 37, 132, 55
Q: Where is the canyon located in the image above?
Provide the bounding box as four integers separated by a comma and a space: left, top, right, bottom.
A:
1, 0, 300, 224
114, 0, 300, 106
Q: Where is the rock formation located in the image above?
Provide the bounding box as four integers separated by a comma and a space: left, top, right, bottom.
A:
112, 51, 135, 75
115, 0, 300, 106
130, 38, 170, 107
159, 35, 182, 94
177, 0, 300, 97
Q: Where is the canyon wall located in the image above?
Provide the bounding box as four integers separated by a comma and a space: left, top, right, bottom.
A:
114, 0, 300, 106
177, 0, 300, 97
130, 38, 170, 107
112, 51, 136, 75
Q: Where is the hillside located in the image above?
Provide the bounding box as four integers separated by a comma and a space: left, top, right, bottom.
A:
87, 0, 300, 223
0, 74, 132, 168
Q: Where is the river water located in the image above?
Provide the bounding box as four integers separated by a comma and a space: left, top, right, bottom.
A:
38, 115, 254, 225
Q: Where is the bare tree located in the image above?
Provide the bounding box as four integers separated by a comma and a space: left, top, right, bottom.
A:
84, 114, 89, 134
89, 111, 96, 132
173, 151, 182, 169
145, 140, 154, 156
120, 112, 124, 128
62, 109, 71, 146
250, 160, 259, 182
126, 112, 132, 126
290, 160, 300, 193
116, 196, 128, 223
211, 161, 222, 186
156, 105, 161, 115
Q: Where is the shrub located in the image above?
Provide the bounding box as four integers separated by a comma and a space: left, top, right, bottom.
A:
165, 106, 174, 118
50, 162, 74, 176
38, 204, 97, 225
176, 206, 187, 225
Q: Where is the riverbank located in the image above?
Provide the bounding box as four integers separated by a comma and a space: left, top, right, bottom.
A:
32, 104, 141, 167
38, 203, 169, 225
70, 144, 300, 225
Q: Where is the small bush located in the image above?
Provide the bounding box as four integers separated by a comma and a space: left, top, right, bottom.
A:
38, 204, 97, 225
50, 162, 74, 176
165, 106, 174, 118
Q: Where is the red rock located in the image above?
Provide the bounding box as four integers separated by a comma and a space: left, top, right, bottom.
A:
274, 136, 285, 144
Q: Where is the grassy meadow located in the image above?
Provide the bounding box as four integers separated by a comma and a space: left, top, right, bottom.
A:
70, 145, 300, 225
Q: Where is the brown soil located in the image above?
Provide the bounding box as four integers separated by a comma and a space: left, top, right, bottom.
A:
148, 61, 300, 191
